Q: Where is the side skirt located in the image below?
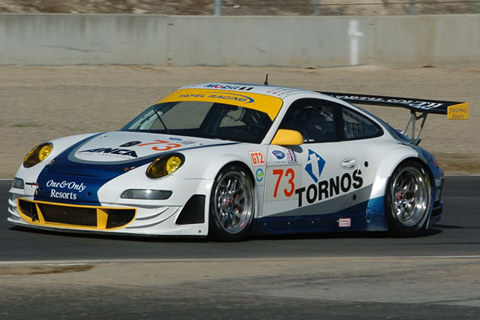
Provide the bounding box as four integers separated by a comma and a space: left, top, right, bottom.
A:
252, 196, 388, 235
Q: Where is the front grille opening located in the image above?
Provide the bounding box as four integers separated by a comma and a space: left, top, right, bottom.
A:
39, 204, 97, 226
18, 200, 39, 221
106, 209, 136, 229
17, 199, 136, 230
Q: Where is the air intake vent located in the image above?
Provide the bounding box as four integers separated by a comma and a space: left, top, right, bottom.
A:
17, 199, 136, 230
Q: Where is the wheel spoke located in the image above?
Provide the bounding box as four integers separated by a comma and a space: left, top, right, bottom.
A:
228, 179, 237, 193
220, 213, 229, 226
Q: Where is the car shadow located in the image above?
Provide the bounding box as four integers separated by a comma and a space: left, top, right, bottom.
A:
8, 226, 208, 243
9, 224, 445, 243
249, 227, 444, 241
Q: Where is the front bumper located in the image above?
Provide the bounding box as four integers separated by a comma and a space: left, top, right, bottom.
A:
8, 176, 212, 237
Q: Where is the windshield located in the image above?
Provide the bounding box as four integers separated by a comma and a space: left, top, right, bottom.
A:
122, 101, 273, 144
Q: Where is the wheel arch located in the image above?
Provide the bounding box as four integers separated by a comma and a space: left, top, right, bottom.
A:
202, 155, 258, 203
365, 146, 432, 232
199, 154, 255, 181
208, 159, 258, 210
383, 156, 435, 203
218, 161, 255, 183
370, 146, 427, 200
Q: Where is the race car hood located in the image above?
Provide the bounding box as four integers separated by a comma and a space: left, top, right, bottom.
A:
72, 131, 229, 163
34, 131, 237, 205
49, 131, 238, 173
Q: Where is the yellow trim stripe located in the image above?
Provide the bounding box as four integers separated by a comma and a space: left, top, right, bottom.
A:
17, 198, 137, 231
447, 102, 469, 120
158, 89, 283, 120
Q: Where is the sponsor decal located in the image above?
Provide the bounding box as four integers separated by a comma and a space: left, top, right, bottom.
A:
338, 218, 351, 228
46, 179, 86, 200
179, 92, 254, 104
169, 137, 197, 145
272, 150, 285, 160
80, 148, 138, 158
295, 149, 363, 207
204, 84, 254, 91
266, 88, 302, 98
331, 94, 443, 110
178, 94, 204, 99
249, 151, 265, 166
447, 103, 469, 120
255, 168, 265, 182
305, 149, 326, 183
207, 92, 254, 104
295, 169, 363, 207
285, 149, 297, 164
270, 149, 297, 165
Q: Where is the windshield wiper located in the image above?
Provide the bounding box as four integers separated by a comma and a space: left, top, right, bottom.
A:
153, 109, 169, 131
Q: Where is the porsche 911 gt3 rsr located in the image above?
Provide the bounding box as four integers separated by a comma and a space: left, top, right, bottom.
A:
7, 82, 469, 241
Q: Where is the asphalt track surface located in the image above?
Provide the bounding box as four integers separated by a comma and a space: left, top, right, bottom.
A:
1, 177, 479, 319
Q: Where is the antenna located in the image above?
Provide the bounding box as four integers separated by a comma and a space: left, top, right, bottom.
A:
264, 74, 269, 86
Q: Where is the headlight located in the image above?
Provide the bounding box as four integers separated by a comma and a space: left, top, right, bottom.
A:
146, 154, 184, 179
23, 143, 53, 168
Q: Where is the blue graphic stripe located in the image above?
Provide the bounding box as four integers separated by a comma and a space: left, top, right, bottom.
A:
253, 196, 387, 235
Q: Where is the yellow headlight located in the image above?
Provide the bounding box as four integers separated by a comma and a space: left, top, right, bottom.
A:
146, 158, 164, 179
23, 143, 53, 168
146, 154, 184, 179
166, 156, 182, 175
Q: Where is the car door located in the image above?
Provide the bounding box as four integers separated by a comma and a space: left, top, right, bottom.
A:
262, 98, 362, 223
340, 105, 387, 215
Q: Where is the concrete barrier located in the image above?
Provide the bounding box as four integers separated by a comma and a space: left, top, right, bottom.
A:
167, 16, 369, 67
0, 14, 169, 65
0, 14, 479, 67
372, 15, 480, 68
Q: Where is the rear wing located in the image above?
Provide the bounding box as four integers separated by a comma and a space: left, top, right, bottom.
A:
320, 92, 469, 145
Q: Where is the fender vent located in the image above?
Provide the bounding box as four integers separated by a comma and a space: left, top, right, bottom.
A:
176, 195, 205, 225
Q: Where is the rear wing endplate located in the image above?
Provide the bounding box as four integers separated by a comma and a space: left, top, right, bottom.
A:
320, 92, 469, 145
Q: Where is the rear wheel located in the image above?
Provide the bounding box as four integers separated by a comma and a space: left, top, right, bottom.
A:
209, 165, 254, 242
385, 161, 432, 237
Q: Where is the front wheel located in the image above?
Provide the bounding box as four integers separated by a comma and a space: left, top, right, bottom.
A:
209, 165, 255, 242
385, 161, 433, 237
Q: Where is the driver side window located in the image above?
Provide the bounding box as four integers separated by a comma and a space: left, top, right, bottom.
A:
279, 98, 338, 143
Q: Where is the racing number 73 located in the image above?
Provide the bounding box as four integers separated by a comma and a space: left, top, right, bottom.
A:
138, 139, 182, 151
272, 168, 295, 198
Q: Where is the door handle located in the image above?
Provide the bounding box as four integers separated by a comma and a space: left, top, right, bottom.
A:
341, 158, 357, 170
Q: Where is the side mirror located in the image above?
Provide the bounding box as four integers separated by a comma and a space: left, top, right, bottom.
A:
271, 129, 303, 146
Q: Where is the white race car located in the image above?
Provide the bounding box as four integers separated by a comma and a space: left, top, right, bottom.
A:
7, 82, 468, 241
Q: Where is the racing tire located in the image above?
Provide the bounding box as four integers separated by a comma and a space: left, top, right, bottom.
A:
209, 164, 255, 242
385, 160, 433, 237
